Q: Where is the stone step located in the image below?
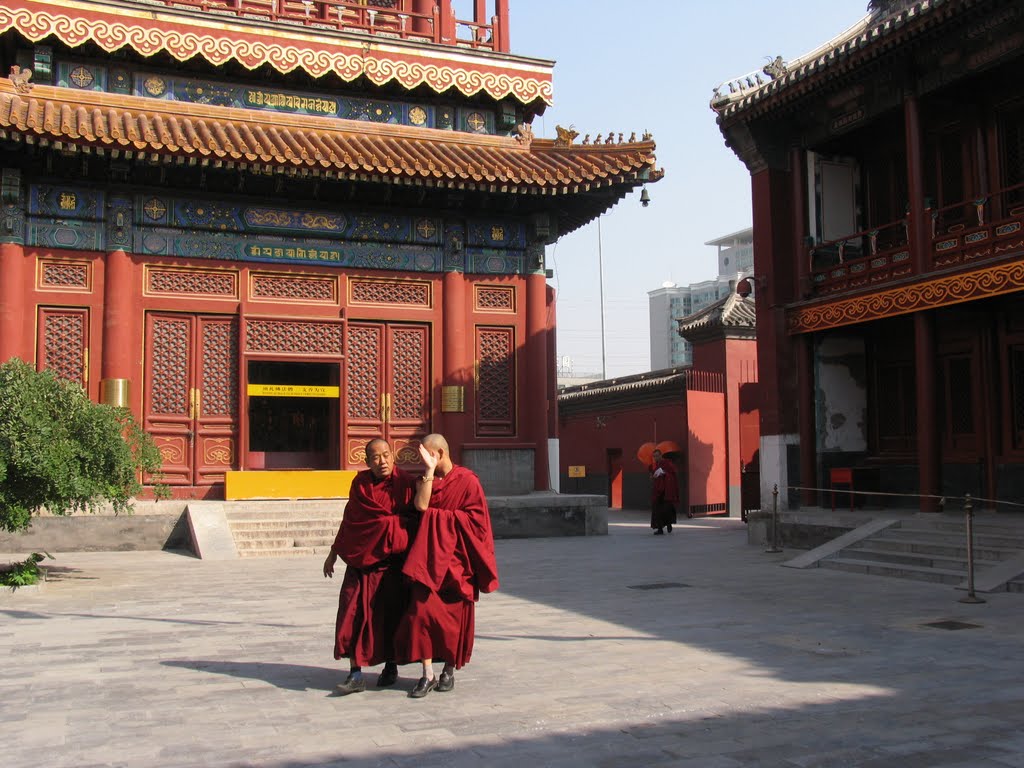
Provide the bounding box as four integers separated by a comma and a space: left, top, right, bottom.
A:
225, 508, 343, 522
237, 546, 327, 558
849, 536, 1019, 562
897, 519, 1024, 539
235, 537, 294, 550
838, 545, 972, 571
229, 520, 339, 533
889, 527, 1024, 550
230, 528, 335, 542
820, 556, 969, 585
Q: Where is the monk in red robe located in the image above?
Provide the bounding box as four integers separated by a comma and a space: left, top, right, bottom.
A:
322, 438, 415, 695
396, 433, 499, 698
650, 448, 682, 534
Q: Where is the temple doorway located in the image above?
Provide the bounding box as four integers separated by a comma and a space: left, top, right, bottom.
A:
246, 360, 340, 470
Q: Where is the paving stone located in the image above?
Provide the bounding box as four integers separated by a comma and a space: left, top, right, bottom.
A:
3, 511, 1024, 767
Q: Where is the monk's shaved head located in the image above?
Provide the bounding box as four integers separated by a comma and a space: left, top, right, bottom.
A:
366, 438, 390, 456
421, 433, 449, 454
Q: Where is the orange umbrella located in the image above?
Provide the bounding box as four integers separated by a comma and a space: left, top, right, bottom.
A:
636, 442, 656, 466
656, 440, 682, 457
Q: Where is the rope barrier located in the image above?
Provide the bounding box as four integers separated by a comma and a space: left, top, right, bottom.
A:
786, 485, 1024, 509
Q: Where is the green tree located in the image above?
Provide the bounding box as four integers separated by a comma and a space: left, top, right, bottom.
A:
0, 359, 165, 534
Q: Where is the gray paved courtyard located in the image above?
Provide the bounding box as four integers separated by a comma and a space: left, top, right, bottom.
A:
2, 510, 1024, 768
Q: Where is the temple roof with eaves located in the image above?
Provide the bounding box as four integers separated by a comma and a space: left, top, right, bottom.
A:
710, 0, 975, 122
0, 76, 662, 235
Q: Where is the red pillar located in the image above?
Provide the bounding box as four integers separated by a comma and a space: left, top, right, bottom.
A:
412, 0, 434, 37
441, 270, 469, 462
101, 249, 138, 411
792, 147, 809, 299
797, 334, 817, 507
915, 312, 940, 512
904, 95, 930, 275
437, 0, 455, 43
494, 0, 509, 51
526, 271, 549, 490
0, 241, 29, 364
545, 284, 558, 440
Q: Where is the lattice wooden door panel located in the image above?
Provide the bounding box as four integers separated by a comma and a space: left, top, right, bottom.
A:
37, 307, 89, 389
143, 313, 238, 485
345, 322, 430, 469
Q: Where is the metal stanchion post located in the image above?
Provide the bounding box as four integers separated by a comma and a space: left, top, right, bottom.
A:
765, 483, 782, 553
959, 492, 985, 604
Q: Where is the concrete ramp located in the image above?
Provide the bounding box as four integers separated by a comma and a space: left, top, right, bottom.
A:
782, 517, 899, 569
185, 502, 238, 560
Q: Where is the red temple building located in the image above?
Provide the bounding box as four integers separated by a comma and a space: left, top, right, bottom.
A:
713, 0, 1024, 512
0, 0, 661, 501
558, 291, 758, 518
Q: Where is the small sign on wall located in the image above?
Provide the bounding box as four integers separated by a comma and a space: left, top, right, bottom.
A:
567, 465, 586, 478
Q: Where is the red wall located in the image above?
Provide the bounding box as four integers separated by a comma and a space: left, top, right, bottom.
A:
686, 390, 727, 511
559, 399, 687, 509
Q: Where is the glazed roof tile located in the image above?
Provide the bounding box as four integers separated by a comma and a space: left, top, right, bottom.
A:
558, 368, 691, 403
0, 79, 661, 196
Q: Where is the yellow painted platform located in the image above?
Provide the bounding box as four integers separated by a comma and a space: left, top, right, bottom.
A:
225, 470, 357, 500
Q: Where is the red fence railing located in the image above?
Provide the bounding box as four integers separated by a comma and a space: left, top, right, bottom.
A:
152, 0, 508, 51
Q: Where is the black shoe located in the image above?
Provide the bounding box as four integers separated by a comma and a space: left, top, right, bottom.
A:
666, 524, 672, 533
335, 672, 366, 696
687, 511, 694, 519
409, 676, 436, 698
436, 669, 455, 692
653, 529, 664, 535
377, 662, 398, 688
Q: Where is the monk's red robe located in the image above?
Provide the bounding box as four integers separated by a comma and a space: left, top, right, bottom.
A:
332, 467, 415, 666
650, 458, 680, 529
396, 465, 498, 669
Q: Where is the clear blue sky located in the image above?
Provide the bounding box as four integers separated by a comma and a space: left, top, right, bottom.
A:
501, 0, 871, 378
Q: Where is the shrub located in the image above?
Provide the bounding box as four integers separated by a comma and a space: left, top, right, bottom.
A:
0, 359, 165, 534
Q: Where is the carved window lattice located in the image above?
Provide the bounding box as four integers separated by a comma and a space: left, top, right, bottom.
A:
40, 311, 86, 387
390, 327, 427, 420
252, 274, 336, 302
151, 318, 190, 414
477, 327, 515, 435
475, 286, 515, 312
40, 261, 89, 289
201, 321, 238, 417
148, 269, 237, 297
346, 325, 382, 420
245, 320, 343, 356
350, 279, 431, 306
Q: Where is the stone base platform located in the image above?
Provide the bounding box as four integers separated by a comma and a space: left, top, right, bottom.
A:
0, 493, 609, 557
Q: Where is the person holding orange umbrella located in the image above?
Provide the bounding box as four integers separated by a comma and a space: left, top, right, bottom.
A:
649, 447, 680, 534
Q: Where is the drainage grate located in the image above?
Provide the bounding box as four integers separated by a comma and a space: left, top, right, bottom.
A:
628, 582, 691, 591
923, 620, 982, 631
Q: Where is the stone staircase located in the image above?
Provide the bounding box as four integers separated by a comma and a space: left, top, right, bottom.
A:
787, 515, 1024, 592
225, 501, 343, 558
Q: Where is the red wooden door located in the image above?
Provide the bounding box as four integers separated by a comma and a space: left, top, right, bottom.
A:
144, 313, 238, 486
607, 448, 623, 509
345, 322, 430, 469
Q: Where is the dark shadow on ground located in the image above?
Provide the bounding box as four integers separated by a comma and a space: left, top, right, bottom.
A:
162, 659, 414, 695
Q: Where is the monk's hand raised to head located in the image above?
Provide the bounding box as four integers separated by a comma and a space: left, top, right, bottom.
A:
418, 443, 439, 477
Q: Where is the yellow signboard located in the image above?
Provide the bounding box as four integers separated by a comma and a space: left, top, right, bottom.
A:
247, 384, 340, 398
567, 465, 586, 478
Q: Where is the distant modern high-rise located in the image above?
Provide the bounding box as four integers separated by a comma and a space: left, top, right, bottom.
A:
648, 227, 753, 369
